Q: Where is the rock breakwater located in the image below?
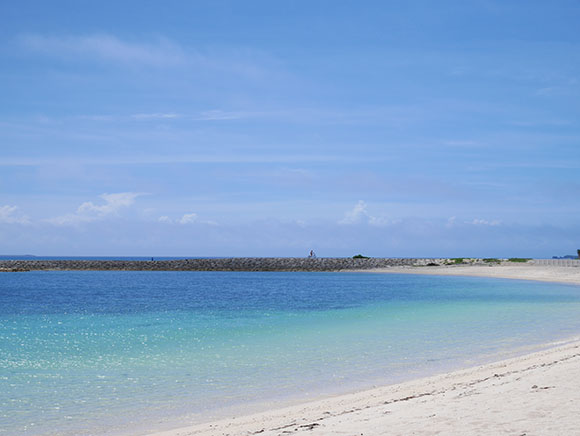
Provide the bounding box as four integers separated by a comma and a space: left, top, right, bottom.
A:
0, 258, 448, 272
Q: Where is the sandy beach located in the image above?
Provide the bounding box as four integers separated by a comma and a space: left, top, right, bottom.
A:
363, 262, 580, 286
148, 263, 580, 436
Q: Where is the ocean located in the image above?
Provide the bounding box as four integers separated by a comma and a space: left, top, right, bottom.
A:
1, 271, 580, 435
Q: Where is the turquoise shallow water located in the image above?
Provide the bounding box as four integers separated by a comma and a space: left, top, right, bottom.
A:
1, 271, 580, 435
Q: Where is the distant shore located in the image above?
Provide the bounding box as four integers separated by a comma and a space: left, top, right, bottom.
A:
2, 257, 579, 274
0, 257, 476, 272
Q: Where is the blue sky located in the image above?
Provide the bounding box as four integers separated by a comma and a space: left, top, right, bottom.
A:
1, 0, 579, 257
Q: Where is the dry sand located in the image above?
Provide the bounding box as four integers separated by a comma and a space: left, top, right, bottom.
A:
362, 262, 580, 285
148, 263, 580, 436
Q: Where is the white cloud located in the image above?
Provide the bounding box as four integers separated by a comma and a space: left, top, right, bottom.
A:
0, 205, 30, 224
19, 34, 186, 66
77, 193, 140, 216
368, 215, 392, 227
339, 200, 391, 226
446, 216, 457, 228
295, 219, 307, 228
49, 192, 142, 226
158, 212, 217, 226
178, 213, 198, 224
468, 218, 502, 226
339, 200, 368, 224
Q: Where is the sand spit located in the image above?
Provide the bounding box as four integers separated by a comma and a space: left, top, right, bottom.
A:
362, 262, 580, 285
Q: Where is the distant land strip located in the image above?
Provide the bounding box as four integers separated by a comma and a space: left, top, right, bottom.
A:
3, 257, 576, 272
0, 258, 441, 272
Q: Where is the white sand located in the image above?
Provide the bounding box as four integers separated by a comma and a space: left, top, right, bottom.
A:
361, 262, 580, 285
148, 264, 580, 436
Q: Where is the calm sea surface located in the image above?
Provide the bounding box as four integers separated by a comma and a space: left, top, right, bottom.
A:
2, 271, 580, 435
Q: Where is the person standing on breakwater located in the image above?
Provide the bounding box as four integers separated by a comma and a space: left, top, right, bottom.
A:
309, 250, 316, 258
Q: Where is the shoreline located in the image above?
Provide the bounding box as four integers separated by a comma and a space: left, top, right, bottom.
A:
144, 264, 580, 436
148, 336, 580, 436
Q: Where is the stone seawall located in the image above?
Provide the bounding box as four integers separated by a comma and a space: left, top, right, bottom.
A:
0, 258, 447, 272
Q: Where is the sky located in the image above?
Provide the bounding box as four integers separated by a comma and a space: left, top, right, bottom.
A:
1, 0, 579, 257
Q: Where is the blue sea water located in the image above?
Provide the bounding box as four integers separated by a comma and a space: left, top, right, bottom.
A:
1, 271, 580, 436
